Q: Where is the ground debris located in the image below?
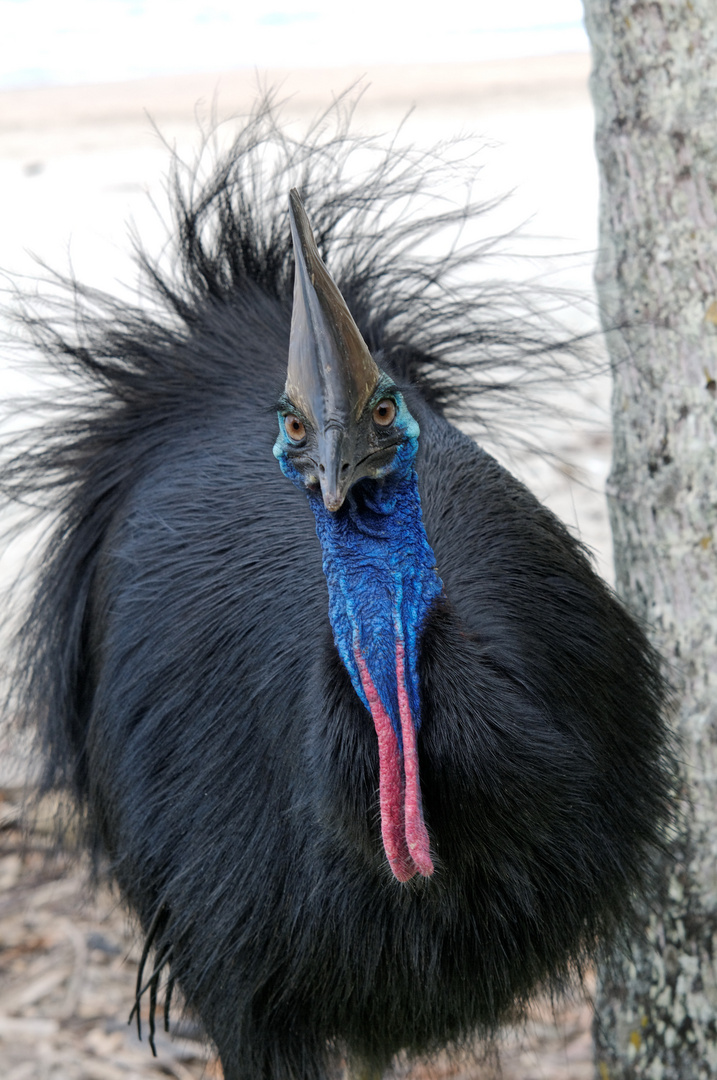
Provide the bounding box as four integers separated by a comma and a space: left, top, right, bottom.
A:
1, 799, 594, 1079
0, 808, 219, 1080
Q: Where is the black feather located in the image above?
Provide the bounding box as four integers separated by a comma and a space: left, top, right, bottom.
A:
1, 98, 674, 1080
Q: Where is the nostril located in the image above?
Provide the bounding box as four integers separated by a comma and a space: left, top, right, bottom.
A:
341, 462, 349, 474
319, 464, 325, 474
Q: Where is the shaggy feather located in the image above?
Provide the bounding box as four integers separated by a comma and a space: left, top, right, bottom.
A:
1, 98, 674, 1080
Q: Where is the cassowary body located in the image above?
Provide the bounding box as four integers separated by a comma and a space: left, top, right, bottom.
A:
2, 111, 672, 1080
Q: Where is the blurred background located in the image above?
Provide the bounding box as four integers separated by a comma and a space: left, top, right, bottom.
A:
2, 1, 589, 86
1, 4, 603, 1078
0, 0, 606, 557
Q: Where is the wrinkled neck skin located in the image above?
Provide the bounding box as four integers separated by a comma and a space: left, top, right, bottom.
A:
281, 440, 444, 882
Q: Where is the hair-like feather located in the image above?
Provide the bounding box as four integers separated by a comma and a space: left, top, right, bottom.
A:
1, 97, 674, 1080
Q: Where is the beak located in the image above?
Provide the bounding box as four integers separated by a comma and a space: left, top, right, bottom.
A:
317, 425, 351, 512
285, 190, 381, 511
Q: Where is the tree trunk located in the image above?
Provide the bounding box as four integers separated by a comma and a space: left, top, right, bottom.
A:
582, 1, 717, 1077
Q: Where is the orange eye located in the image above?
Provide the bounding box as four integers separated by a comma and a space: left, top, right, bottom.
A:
284, 415, 306, 442
372, 399, 396, 427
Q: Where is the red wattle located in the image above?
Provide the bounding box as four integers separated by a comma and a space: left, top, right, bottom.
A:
353, 643, 433, 882
395, 636, 434, 877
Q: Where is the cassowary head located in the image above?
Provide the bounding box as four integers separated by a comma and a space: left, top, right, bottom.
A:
273, 190, 443, 883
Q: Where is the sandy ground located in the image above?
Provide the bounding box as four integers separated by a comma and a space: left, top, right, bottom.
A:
1, 55, 602, 1079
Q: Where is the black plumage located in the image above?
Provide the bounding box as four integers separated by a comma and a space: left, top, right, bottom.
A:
1, 103, 673, 1080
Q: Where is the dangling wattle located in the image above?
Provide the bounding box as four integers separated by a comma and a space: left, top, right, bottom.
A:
307, 445, 444, 881
352, 623, 433, 880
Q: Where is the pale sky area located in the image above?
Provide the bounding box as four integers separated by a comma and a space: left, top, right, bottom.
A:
1, 0, 589, 88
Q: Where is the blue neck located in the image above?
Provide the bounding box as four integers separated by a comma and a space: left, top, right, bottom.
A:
307, 443, 444, 748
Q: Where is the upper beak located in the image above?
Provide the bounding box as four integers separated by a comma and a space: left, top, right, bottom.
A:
318, 425, 351, 512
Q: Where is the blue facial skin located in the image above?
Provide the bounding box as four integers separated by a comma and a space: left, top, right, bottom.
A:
274, 391, 444, 749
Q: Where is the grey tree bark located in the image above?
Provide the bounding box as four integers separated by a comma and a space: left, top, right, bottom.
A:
581, 1, 717, 1077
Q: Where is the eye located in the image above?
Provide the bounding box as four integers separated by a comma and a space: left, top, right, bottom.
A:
372, 399, 396, 427
284, 414, 306, 442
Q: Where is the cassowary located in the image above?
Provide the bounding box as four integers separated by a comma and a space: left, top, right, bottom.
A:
1, 106, 673, 1080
